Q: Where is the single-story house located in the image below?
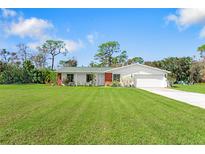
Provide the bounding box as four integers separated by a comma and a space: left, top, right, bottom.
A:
56, 63, 170, 87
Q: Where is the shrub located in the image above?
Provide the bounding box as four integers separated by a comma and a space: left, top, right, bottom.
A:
0, 63, 24, 84
189, 61, 205, 84
22, 60, 35, 83
48, 71, 57, 84
167, 74, 176, 87
111, 81, 121, 87
63, 78, 69, 85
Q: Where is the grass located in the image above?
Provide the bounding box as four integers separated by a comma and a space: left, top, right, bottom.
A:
0, 84, 205, 144
172, 83, 205, 94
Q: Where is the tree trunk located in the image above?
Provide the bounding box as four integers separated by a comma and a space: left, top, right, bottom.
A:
108, 57, 112, 67
51, 56, 55, 70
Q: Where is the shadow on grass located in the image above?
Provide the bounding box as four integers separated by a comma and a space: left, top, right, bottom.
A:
171, 85, 179, 88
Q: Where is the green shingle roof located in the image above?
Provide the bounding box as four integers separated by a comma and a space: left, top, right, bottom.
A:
56, 67, 112, 73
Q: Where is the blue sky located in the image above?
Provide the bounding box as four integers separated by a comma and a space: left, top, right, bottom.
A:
0, 8, 205, 67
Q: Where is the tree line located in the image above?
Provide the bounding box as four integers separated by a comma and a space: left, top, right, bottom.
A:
145, 46, 205, 84
0, 39, 205, 85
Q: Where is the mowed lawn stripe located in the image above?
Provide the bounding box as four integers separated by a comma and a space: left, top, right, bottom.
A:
0, 87, 89, 144
0, 85, 205, 144
172, 83, 205, 94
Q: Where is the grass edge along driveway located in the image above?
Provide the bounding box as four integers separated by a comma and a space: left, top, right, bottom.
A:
172, 83, 205, 94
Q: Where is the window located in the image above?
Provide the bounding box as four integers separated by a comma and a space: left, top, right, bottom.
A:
113, 74, 120, 82
86, 74, 94, 82
67, 74, 74, 82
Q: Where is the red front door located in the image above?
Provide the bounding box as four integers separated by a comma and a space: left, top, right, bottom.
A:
105, 73, 112, 85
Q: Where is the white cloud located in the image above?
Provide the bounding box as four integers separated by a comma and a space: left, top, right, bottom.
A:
166, 9, 205, 28
1, 8, 17, 18
28, 39, 83, 52
199, 26, 205, 38
1, 9, 83, 53
87, 34, 94, 44
5, 17, 53, 40
27, 41, 40, 50
86, 32, 98, 44
166, 8, 205, 38
64, 39, 83, 52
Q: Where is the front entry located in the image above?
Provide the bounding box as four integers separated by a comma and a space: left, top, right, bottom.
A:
105, 73, 112, 86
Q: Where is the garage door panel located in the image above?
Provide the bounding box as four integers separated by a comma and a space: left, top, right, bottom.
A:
136, 79, 164, 87
134, 74, 167, 88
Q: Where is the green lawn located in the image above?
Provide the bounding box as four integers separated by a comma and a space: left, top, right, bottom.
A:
0, 85, 205, 144
172, 83, 205, 94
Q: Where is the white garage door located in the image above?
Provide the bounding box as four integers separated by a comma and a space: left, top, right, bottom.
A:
134, 74, 167, 88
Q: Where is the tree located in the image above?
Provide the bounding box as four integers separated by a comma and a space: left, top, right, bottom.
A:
22, 60, 35, 83
0, 49, 10, 62
31, 51, 47, 69
0, 49, 19, 64
59, 57, 78, 67
111, 51, 128, 67
189, 61, 205, 84
0, 61, 6, 73
118, 50, 128, 65
0, 63, 23, 84
9, 52, 19, 64
144, 57, 193, 83
127, 57, 144, 65
38, 40, 67, 70
94, 41, 120, 67
197, 44, 205, 60
89, 61, 102, 67
16, 43, 30, 62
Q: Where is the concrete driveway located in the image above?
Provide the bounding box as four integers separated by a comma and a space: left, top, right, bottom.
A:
140, 87, 205, 109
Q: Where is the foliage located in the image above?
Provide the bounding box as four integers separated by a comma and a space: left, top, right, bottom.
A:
0, 49, 10, 62
0, 63, 23, 84
59, 57, 78, 67
0, 61, 6, 73
16, 43, 30, 62
111, 81, 121, 87
0, 59, 56, 84
48, 71, 57, 84
0, 49, 20, 64
127, 57, 144, 64
197, 44, 205, 60
22, 60, 35, 83
94, 41, 121, 67
62, 78, 69, 85
89, 61, 102, 67
189, 61, 205, 84
32, 68, 56, 84
31, 51, 47, 69
167, 74, 177, 87
92, 42, 144, 67
38, 40, 67, 70
145, 57, 193, 83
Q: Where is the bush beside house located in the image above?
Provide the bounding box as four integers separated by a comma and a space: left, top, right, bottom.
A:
0, 60, 56, 84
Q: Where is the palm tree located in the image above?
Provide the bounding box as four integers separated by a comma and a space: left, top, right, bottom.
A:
197, 44, 205, 60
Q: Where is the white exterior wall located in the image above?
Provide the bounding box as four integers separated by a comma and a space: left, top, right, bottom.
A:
108, 64, 168, 87
61, 73, 67, 81
74, 73, 87, 85
61, 72, 105, 86
96, 73, 105, 86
